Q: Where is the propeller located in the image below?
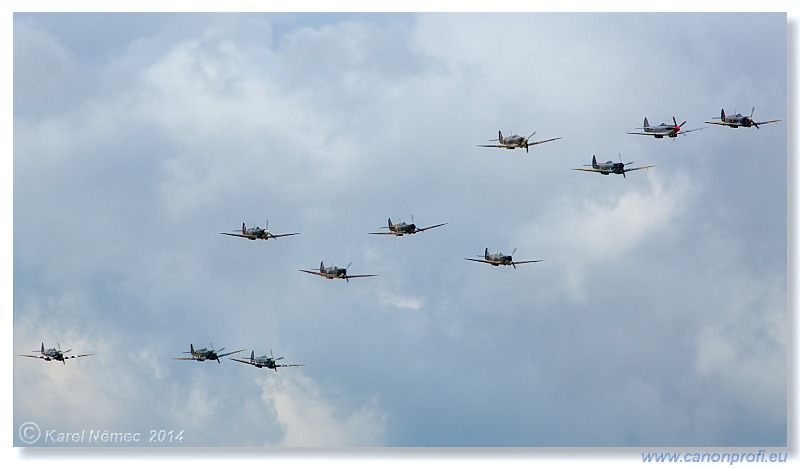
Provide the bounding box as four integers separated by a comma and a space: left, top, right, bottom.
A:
510, 247, 517, 269
344, 261, 353, 282
270, 350, 284, 371
750, 106, 759, 128
525, 132, 536, 153
618, 153, 633, 178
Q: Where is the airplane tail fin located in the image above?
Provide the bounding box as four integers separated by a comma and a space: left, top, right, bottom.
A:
387, 218, 392, 228
643, 117, 650, 128
498, 130, 503, 141
721, 109, 726, 121
41, 343, 45, 354
320, 261, 325, 272
190, 343, 195, 354
241, 222, 246, 234
592, 155, 597, 167
484, 247, 489, 259
250, 350, 255, 362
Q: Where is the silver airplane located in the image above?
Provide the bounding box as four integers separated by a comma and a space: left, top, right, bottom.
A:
300, 261, 377, 283
19, 342, 93, 365
477, 130, 562, 153
627, 116, 705, 138
172, 343, 245, 363
465, 248, 542, 269
230, 350, 305, 371
705, 107, 781, 129
369, 217, 447, 236
572, 155, 653, 178
221, 220, 300, 241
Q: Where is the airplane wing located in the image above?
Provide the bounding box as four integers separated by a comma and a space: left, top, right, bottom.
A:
417, 222, 447, 232
528, 137, 562, 146
368, 231, 395, 235
677, 127, 707, 135
267, 232, 300, 239
65, 354, 94, 360
220, 232, 252, 238
572, 168, 606, 173
228, 357, 254, 366
626, 131, 658, 136
513, 260, 543, 265
624, 165, 655, 172
18, 354, 47, 360
344, 274, 378, 279
476, 144, 512, 148
217, 349, 246, 358
704, 121, 734, 126
171, 357, 197, 360
755, 119, 781, 126
277, 363, 305, 368
464, 258, 495, 264
299, 269, 330, 277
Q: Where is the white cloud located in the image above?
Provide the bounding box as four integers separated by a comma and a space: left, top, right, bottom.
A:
258, 373, 387, 446
522, 172, 695, 302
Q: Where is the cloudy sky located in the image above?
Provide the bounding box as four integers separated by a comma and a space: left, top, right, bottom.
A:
9, 6, 792, 456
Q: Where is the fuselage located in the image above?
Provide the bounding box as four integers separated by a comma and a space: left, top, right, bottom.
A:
322, 266, 347, 278
390, 222, 416, 235
644, 123, 681, 138
500, 134, 526, 147
592, 161, 624, 175
191, 348, 219, 361
724, 114, 751, 127
485, 253, 512, 265
42, 349, 64, 361
251, 357, 278, 369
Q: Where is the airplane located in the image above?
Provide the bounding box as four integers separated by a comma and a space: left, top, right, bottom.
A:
464, 248, 542, 269
572, 155, 653, 178
19, 342, 93, 365
221, 220, 299, 241
369, 216, 447, 236
299, 261, 377, 282
229, 350, 305, 371
172, 343, 245, 363
477, 130, 562, 153
705, 107, 781, 129
627, 116, 705, 138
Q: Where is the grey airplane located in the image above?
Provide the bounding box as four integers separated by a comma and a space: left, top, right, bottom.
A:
221, 220, 299, 241
477, 130, 562, 153
705, 107, 781, 129
230, 350, 305, 371
300, 261, 377, 282
19, 342, 93, 365
465, 248, 542, 269
573, 155, 653, 178
172, 343, 245, 363
627, 116, 705, 138
369, 217, 447, 236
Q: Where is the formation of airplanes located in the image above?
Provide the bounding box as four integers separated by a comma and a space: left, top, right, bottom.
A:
21, 106, 778, 377
18, 343, 93, 365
